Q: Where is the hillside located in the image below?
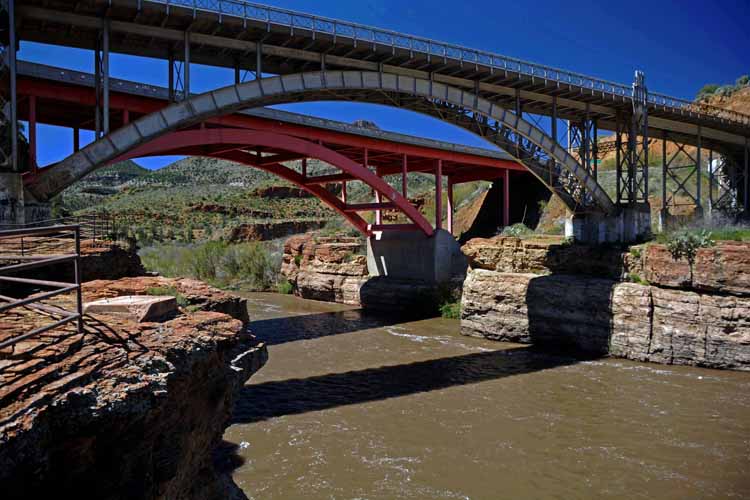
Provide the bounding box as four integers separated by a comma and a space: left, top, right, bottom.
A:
55, 149, 456, 244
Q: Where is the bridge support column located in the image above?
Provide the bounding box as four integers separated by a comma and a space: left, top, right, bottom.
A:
0, 173, 50, 228
565, 204, 651, 244
367, 229, 466, 283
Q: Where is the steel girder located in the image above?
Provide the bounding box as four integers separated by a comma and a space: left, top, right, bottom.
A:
0, 0, 16, 171
26, 71, 617, 216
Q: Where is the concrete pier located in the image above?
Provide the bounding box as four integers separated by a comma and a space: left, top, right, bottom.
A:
565, 204, 651, 243
366, 229, 467, 283
0, 173, 50, 228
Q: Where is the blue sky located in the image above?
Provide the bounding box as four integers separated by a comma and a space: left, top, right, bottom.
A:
19, 0, 749, 168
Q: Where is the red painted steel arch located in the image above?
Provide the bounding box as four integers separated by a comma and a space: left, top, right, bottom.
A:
111, 128, 434, 236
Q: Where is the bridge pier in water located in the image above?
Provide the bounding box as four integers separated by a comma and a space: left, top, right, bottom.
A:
366, 229, 467, 284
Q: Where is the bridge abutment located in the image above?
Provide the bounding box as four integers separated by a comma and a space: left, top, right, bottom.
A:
366, 229, 467, 283
0, 173, 50, 228
565, 204, 651, 244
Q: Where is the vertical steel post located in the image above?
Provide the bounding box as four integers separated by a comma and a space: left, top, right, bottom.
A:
74, 226, 83, 334
301, 157, 307, 179
94, 38, 101, 138
122, 109, 129, 125
183, 32, 190, 98
256, 42, 262, 80
8, 0, 18, 171
503, 168, 510, 227
696, 126, 702, 210
234, 61, 240, 85
435, 159, 442, 230
341, 181, 347, 203
661, 130, 667, 215
102, 19, 110, 135
551, 96, 558, 143
401, 154, 408, 197
447, 177, 454, 235
73, 127, 80, 152
615, 112, 622, 204
168, 52, 175, 101
28, 96, 36, 172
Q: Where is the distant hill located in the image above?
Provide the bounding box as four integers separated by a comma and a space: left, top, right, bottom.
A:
56, 160, 149, 212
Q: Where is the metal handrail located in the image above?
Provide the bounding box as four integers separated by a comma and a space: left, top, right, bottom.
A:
145, 0, 750, 128
0, 224, 83, 350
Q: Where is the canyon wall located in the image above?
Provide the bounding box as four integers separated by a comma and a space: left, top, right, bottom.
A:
461, 237, 750, 370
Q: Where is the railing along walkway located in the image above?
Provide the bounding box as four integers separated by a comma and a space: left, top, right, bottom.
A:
0, 225, 83, 350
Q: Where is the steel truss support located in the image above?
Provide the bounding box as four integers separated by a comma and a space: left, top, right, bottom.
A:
93, 19, 110, 138
1, 0, 18, 171
707, 145, 748, 219
568, 106, 598, 180
660, 130, 704, 219
168, 33, 191, 101
616, 71, 649, 206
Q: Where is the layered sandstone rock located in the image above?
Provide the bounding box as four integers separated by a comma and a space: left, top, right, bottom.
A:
228, 220, 325, 242
461, 235, 630, 279
281, 233, 368, 305
0, 278, 266, 499
460, 237, 750, 370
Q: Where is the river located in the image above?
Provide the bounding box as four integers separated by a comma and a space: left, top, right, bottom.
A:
224, 292, 750, 500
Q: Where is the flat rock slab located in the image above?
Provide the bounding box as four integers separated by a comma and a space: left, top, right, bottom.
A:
84, 295, 177, 322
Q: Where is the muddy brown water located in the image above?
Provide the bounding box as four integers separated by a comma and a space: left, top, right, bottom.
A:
224, 292, 750, 500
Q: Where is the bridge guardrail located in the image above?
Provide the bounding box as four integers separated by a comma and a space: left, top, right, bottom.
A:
0, 225, 84, 351
146, 0, 750, 129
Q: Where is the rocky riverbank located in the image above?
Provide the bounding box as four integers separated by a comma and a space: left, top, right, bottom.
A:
0, 276, 266, 499
460, 236, 750, 370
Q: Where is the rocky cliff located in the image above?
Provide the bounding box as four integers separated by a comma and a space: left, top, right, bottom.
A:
461, 236, 750, 370
0, 277, 266, 499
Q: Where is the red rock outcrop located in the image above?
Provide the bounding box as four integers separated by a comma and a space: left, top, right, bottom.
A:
0, 277, 266, 499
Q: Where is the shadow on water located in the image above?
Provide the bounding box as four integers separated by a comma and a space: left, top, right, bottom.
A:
248, 309, 422, 346
232, 346, 589, 424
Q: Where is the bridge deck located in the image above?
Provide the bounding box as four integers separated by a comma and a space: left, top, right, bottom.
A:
15, 0, 750, 150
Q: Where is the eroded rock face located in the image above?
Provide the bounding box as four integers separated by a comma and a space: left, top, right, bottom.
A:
461, 236, 628, 279
642, 242, 750, 296
0, 278, 266, 499
281, 233, 368, 306
228, 220, 325, 242
460, 237, 750, 370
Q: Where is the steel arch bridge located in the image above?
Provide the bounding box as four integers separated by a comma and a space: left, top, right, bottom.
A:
4, 0, 750, 236
26, 70, 615, 221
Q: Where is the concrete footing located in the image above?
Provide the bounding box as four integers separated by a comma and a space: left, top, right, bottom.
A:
565, 203, 651, 244
0, 173, 50, 228
366, 228, 467, 283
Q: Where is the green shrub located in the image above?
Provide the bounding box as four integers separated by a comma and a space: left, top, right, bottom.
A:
666, 229, 715, 281
501, 223, 534, 238
439, 301, 461, 319
628, 273, 649, 286
695, 83, 720, 101
146, 286, 189, 307
294, 254, 303, 266
629, 246, 642, 259
190, 240, 227, 281
222, 242, 274, 290
277, 280, 294, 295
